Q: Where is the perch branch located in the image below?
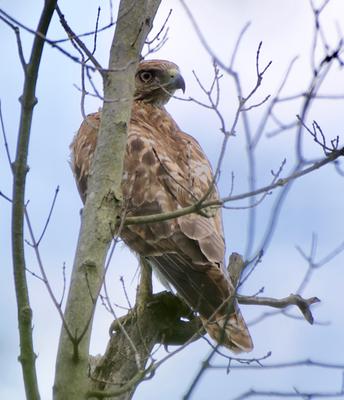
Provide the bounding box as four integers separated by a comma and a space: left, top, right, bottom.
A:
237, 294, 320, 324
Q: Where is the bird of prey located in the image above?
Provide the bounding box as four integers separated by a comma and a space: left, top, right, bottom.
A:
70, 59, 253, 353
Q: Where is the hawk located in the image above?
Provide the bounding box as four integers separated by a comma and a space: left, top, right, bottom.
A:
71, 59, 253, 353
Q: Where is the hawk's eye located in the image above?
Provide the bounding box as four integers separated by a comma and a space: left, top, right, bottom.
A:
139, 71, 153, 83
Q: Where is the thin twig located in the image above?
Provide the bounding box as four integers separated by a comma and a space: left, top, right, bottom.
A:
37, 186, 59, 245
229, 22, 251, 69
0, 100, 12, 166
0, 8, 100, 72
24, 208, 75, 341
0, 191, 12, 202
54, 6, 104, 75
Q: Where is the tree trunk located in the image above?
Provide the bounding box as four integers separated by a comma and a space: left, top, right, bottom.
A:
53, 1, 161, 399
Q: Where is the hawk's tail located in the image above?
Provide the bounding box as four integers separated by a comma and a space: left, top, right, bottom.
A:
147, 253, 253, 353
200, 301, 253, 353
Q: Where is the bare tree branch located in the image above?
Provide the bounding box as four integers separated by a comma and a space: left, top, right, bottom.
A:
55, 5, 104, 76
0, 8, 100, 71
23, 207, 75, 343
0, 100, 13, 166
0, 13, 27, 72
36, 186, 59, 245
10, 1, 57, 399
237, 294, 320, 325
124, 146, 344, 226
233, 386, 344, 399
211, 358, 344, 371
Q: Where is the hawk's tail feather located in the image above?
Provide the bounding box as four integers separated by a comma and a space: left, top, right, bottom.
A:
200, 302, 253, 353
147, 253, 253, 353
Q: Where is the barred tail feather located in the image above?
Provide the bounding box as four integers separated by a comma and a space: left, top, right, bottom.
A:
147, 253, 253, 353
200, 302, 253, 353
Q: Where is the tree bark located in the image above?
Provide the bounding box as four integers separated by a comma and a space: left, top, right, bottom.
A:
53, 1, 161, 399
89, 260, 201, 400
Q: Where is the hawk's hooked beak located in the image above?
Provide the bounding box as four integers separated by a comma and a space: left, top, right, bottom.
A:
168, 69, 186, 93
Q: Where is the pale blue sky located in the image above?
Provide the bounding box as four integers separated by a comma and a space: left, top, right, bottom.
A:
1, 1, 344, 399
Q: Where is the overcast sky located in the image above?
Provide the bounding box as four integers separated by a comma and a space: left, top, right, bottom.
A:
1, 1, 344, 399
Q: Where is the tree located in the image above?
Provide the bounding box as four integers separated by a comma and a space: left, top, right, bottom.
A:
1, 1, 344, 399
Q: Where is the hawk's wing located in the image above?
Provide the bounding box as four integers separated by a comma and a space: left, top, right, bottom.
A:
71, 112, 100, 203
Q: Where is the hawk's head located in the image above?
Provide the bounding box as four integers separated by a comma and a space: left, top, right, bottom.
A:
134, 59, 185, 106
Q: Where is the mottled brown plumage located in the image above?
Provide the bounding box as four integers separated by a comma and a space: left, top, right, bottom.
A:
70, 59, 253, 352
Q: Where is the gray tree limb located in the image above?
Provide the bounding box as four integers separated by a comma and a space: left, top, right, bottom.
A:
10, 1, 57, 399
53, 1, 161, 399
